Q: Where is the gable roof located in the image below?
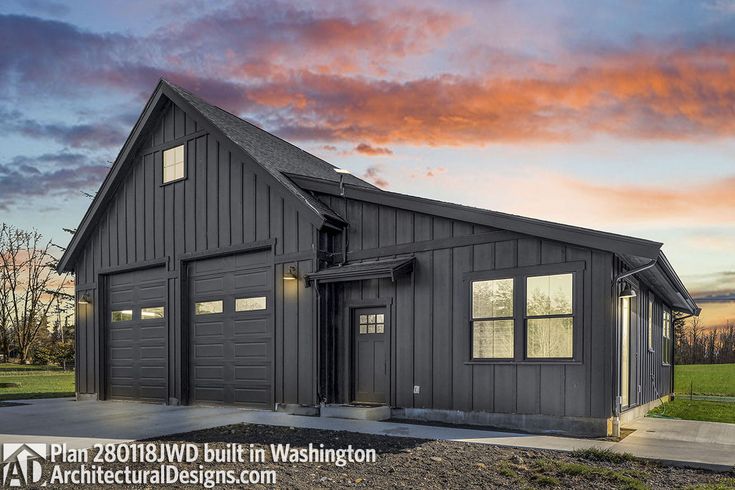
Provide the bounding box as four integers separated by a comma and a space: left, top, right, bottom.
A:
58, 79, 361, 272
165, 81, 374, 190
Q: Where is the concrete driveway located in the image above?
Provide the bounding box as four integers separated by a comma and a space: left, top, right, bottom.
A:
619, 416, 735, 471
2, 398, 733, 471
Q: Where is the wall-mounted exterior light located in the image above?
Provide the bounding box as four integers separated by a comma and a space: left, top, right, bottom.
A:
284, 266, 298, 281
619, 284, 636, 299
78, 293, 92, 305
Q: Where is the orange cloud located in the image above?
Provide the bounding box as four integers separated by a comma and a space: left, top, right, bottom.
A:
261, 45, 735, 145
354, 143, 393, 156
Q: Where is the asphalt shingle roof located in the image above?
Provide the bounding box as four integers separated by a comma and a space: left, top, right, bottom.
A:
164, 80, 375, 223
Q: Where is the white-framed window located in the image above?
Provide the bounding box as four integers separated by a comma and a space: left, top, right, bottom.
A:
163, 145, 185, 183
111, 309, 133, 323
648, 296, 654, 352
235, 296, 267, 312
195, 300, 223, 315
662, 308, 672, 365
526, 273, 574, 359
141, 306, 165, 320
471, 278, 514, 359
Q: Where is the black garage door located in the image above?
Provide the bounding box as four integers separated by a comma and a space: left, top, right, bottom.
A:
188, 251, 273, 407
106, 268, 167, 401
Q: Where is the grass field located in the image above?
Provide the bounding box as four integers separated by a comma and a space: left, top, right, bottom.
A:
649, 398, 735, 424
0, 363, 75, 401
674, 363, 735, 396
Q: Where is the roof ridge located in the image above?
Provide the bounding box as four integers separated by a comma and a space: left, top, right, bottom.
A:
161, 79, 374, 189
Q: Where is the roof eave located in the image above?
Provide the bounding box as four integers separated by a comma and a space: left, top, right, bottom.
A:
57, 79, 170, 273
288, 174, 663, 260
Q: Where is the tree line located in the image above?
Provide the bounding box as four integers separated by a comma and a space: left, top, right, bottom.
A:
0, 224, 75, 366
674, 314, 735, 365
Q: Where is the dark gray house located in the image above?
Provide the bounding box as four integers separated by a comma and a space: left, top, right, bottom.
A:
59, 80, 699, 437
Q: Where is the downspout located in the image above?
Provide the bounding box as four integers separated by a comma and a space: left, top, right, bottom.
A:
339, 177, 349, 266
611, 257, 657, 438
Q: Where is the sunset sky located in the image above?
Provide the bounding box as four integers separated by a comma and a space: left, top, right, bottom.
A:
0, 0, 733, 327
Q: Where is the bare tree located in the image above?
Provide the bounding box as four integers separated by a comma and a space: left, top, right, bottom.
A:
0, 224, 72, 363
0, 231, 11, 360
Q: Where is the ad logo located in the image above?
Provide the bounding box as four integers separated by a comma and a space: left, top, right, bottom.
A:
1, 444, 46, 487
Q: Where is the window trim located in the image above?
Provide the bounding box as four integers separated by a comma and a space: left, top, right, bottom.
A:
469, 277, 515, 360
162, 144, 186, 185
464, 260, 585, 364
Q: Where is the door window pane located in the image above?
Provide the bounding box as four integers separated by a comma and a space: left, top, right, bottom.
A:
195, 300, 223, 315
235, 296, 267, 312
111, 310, 133, 322
141, 306, 165, 320
527, 317, 573, 358
472, 320, 514, 358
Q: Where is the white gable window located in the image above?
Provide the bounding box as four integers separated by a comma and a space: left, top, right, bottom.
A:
163, 145, 185, 183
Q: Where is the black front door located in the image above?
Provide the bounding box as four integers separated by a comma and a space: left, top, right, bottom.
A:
353, 308, 387, 404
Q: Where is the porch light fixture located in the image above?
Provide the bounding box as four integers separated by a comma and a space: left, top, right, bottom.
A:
619, 283, 636, 299
78, 293, 92, 305
284, 266, 298, 281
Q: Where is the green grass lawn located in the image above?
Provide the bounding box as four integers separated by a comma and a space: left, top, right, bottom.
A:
674, 363, 735, 397
0, 363, 74, 401
649, 398, 735, 424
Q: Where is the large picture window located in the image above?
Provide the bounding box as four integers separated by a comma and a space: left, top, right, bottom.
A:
662, 309, 672, 365
471, 278, 514, 359
526, 273, 574, 358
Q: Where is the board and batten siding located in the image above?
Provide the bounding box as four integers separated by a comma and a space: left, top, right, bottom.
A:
317, 194, 616, 421
614, 257, 673, 410
73, 100, 318, 405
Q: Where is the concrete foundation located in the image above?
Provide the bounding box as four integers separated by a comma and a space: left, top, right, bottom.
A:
620, 395, 670, 424
321, 404, 391, 421
76, 393, 97, 401
275, 403, 320, 416
391, 408, 610, 438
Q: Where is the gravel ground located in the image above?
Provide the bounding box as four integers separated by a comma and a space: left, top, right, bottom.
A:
39, 423, 734, 489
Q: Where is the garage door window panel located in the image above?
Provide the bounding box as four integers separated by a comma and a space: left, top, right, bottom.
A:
195, 300, 224, 315
111, 310, 133, 322
235, 296, 267, 312
141, 306, 165, 319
